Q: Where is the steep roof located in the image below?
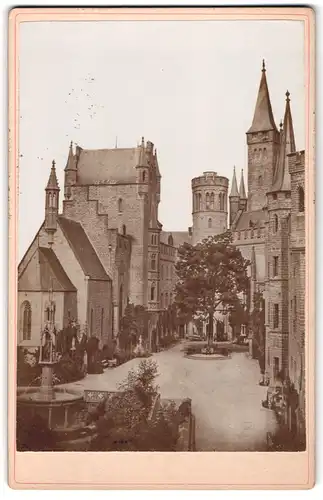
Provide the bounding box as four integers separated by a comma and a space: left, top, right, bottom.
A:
230, 167, 239, 197
235, 210, 267, 231
46, 160, 60, 191
247, 60, 278, 134
58, 216, 110, 281
76, 147, 140, 185
38, 247, 76, 292
271, 91, 296, 192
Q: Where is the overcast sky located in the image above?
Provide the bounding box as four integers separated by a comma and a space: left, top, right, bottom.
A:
18, 20, 305, 260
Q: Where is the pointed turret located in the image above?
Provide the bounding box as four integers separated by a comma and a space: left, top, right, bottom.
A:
239, 169, 247, 211
229, 167, 240, 227
230, 167, 239, 197
45, 160, 60, 243
271, 91, 296, 192
247, 60, 278, 134
138, 136, 148, 167
64, 141, 77, 199
46, 160, 59, 191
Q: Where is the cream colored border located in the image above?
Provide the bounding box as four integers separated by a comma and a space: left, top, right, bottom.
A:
8, 7, 315, 490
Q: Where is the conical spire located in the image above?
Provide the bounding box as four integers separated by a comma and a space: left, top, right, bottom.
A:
239, 169, 247, 199
247, 60, 278, 134
137, 136, 148, 167
65, 141, 76, 171
230, 167, 239, 197
271, 91, 296, 192
46, 160, 60, 191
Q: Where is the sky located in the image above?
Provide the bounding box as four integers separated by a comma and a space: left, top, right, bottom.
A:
18, 20, 305, 260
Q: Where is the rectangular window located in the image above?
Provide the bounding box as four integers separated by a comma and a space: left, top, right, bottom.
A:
273, 304, 279, 329
273, 256, 279, 277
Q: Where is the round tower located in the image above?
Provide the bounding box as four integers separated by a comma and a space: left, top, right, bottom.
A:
191, 171, 229, 245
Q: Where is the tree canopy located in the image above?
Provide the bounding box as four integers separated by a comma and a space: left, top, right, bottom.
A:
174, 231, 250, 339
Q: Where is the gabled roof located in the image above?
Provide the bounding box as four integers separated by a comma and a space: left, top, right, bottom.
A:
38, 247, 76, 292
271, 92, 296, 192
58, 216, 111, 281
247, 61, 278, 134
76, 146, 140, 185
161, 231, 192, 248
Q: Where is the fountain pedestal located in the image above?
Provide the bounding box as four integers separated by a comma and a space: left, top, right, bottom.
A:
38, 363, 56, 402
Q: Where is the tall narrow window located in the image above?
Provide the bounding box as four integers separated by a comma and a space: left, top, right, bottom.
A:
52, 192, 56, 207
119, 285, 123, 322
165, 293, 169, 307
122, 224, 126, 235
22, 301, 32, 341
161, 293, 164, 308
273, 304, 279, 329
118, 198, 123, 213
298, 186, 305, 212
293, 295, 297, 330
258, 175, 263, 186
273, 256, 279, 277
274, 214, 279, 233
142, 171, 146, 182
210, 192, 214, 209
161, 265, 164, 279
198, 193, 202, 210
206, 193, 210, 209
150, 284, 155, 301
273, 357, 280, 379
151, 254, 156, 270
208, 218, 212, 228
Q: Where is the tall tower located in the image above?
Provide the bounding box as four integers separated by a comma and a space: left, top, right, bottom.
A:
265, 91, 296, 386
246, 60, 280, 211
45, 160, 60, 245
191, 171, 228, 245
229, 167, 240, 227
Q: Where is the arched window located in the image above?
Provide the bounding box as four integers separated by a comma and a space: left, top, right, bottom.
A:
151, 254, 156, 270
258, 175, 263, 186
208, 218, 212, 228
263, 147, 267, 160
150, 284, 155, 301
122, 224, 126, 236
168, 234, 173, 246
219, 193, 224, 211
52, 192, 56, 208
118, 198, 123, 213
298, 186, 305, 212
274, 214, 279, 233
206, 193, 210, 209
142, 171, 146, 182
22, 301, 31, 340
198, 193, 202, 211
161, 293, 164, 308
210, 192, 214, 209
170, 293, 173, 303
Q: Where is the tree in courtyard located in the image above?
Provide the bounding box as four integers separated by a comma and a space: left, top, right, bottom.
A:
174, 231, 250, 344
249, 291, 266, 382
120, 303, 148, 352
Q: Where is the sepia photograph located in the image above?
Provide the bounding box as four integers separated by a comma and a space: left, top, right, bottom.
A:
9, 6, 315, 489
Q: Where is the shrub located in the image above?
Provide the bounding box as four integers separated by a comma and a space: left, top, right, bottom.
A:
16, 413, 58, 451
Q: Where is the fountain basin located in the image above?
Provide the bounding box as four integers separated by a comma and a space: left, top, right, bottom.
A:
17, 387, 84, 430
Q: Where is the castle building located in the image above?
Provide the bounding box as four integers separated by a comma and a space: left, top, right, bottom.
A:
17, 60, 305, 442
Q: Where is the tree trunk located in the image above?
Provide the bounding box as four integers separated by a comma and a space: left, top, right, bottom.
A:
208, 312, 214, 345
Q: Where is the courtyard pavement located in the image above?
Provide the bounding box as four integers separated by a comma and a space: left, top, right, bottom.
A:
62, 342, 277, 451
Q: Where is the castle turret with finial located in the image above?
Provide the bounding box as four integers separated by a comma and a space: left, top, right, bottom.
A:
45, 160, 60, 244
229, 166, 240, 227
64, 141, 77, 200
239, 169, 247, 211
246, 59, 280, 211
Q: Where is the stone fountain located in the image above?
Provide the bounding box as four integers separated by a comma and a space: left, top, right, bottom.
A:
17, 287, 83, 431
